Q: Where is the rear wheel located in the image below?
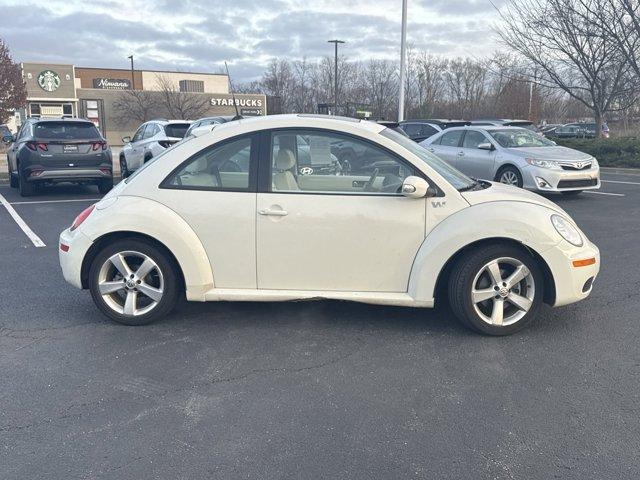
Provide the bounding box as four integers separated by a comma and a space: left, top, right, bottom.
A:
98, 177, 113, 194
88, 239, 180, 325
497, 166, 523, 188
18, 167, 36, 197
448, 244, 544, 335
9, 171, 18, 188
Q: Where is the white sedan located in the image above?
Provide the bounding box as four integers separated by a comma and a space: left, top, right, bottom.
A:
59, 115, 600, 335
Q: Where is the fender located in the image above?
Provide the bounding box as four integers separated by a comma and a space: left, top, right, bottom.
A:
408, 201, 561, 303
79, 195, 214, 301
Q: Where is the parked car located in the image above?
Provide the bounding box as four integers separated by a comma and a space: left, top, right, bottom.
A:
398, 119, 470, 143
185, 116, 235, 138
59, 115, 599, 336
119, 119, 192, 177
3, 117, 113, 197
471, 119, 542, 135
422, 126, 600, 195
0, 124, 12, 141
546, 122, 610, 139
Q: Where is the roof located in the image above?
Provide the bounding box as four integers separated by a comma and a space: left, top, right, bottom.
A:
27, 117, 94, 123
234, 114, 384, 133
443, 125, 526, 132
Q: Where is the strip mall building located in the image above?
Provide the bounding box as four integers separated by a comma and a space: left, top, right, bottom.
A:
13, 62, 267, 145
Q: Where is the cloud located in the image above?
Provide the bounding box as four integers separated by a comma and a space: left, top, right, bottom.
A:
1, 0, 503, 82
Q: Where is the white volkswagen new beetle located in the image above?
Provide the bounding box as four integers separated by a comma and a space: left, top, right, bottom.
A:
59, 115, 600, 335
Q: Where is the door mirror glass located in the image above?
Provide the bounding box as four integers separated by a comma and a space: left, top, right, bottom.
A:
477, 142, 494, 151
122, 136, 131, 144
401, 176, 430, 199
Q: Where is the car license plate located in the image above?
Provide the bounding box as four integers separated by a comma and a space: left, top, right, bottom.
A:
63, 144, 78, 153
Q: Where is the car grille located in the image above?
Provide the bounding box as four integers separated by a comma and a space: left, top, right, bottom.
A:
557, 179, 598, 189
560, 162, 592, 170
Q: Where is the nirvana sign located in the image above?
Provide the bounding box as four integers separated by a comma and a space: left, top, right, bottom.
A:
92, 78, 132, 90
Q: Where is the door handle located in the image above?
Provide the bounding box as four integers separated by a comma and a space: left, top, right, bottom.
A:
458, 151, 465, 157
259, 208, 288, 216
428, 148, 435, 152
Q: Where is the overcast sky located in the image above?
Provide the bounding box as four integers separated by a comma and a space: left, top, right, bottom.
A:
1, 0, 505, 82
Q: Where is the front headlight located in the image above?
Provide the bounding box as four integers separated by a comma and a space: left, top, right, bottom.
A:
591, 157, 599, 167
551, 215, 583, 247
526, 158, 560, 169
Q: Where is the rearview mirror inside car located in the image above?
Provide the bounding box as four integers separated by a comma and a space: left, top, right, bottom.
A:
478, 142, 494, 151
401, 176, 431, 199
122, 136, 131, 144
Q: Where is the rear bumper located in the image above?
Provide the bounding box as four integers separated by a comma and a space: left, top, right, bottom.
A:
522, 165, 600, 192
26, 168, 112, 182
59, 227, 94, 289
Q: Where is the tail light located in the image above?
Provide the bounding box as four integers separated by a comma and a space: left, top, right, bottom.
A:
26, 142, 48, 151
91, 141, 108, 151
70, 204, 96, 231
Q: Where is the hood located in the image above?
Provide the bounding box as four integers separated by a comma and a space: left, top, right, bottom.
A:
462, 182, 568, 216
506, 146, 592, 161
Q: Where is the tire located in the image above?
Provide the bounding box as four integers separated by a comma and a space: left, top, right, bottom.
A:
561, 190, 582, 196
98, 177, 114, 194
496, 166, 523, 188
9, 171, 18, 188
18, 167, 36, 197
119, 155, 129, 179
448, 244, 544, 336
88, 238, 180, 326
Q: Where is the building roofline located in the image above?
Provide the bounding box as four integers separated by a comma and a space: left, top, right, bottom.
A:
76, 66, 228, 77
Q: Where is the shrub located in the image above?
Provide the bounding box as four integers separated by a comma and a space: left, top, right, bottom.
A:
553, 137, 640, 168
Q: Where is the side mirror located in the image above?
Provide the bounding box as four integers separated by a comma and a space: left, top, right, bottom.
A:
478, 142, 494, 151
401, 176, 431, 199
2, 134, 14, 144
122, 136, 131, 144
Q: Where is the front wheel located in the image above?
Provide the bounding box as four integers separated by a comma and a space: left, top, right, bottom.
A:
119, 156, 130, 179
448, 244, 544, 335
497, 166, 523, 188
88, 239, 180, 325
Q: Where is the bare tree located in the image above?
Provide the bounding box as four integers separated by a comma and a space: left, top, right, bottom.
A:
496, 0, 633, 136
112, 89, 161, 124
0, 38, 26, 124
154, 74, 211, 120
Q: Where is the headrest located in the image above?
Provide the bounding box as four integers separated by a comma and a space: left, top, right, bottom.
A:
276, 149, 296, 171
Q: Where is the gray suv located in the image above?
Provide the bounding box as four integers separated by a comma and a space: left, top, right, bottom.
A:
119, 119, 191, 177
3, 118, 113, 197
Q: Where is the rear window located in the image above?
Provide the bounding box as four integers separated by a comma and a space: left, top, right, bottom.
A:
33, 122, 100, 140
164, 123, 191, 139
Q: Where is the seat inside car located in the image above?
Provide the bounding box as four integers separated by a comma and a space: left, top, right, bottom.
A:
273, 148, 300, 191
180, 157, 221, 187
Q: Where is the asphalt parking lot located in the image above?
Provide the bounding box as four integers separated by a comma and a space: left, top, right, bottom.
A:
1, 170, 639, 479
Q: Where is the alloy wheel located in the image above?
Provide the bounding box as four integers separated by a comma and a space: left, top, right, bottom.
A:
97, 250, 164, 316
500, 170, 519, 186
471, 257, 535, 326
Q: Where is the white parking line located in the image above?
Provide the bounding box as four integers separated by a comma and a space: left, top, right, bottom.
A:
0, 193, 46, 247
583, 191, 626, 197
601, 180, 640, 186
9, 198, 101, 205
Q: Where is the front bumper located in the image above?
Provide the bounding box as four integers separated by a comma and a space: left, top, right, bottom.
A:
541, 239, 600, 307
522, 165, 600, 192
59, 227, 94, 289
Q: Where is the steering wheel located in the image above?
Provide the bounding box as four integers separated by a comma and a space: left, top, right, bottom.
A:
364, 168, 380, 191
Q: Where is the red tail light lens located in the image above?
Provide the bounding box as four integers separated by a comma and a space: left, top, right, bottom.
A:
27, 142, 48, 151
70, 204, 96, 231
91, 141, 107, 151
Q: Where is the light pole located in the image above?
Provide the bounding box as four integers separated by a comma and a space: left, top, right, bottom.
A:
398, 0, 408, 121
127, 55, 135, 90
327, 40, 345, 115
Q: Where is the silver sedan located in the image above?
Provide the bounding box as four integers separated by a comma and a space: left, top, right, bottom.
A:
421, 126, 600, 195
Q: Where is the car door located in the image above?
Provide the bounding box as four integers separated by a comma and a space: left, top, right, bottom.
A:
458, 129, 496, 180
124, 124, 147, 169
154, 134, 259, 288
427, 130, 464, 167
256, 129, 427, 293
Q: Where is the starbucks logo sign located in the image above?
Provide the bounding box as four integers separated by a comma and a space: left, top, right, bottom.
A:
38, 70, 61, 92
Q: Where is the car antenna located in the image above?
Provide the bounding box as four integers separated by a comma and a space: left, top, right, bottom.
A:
225, 61, 243, 121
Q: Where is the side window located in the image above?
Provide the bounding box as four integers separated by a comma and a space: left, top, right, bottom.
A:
462, 130, 488, 149
164, 136, 253, 190
439, 130, 464, 147
402, 124, 421, 137
132, 125, 146, 143
270, 130, 416, 195
420, 124, 438, 138
143, 124, 158, 139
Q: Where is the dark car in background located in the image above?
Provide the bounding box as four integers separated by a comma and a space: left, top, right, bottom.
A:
0, 124, 12, 141
471, 119, 542, 135
3, 118, 113, 197
398, 119, 470, 143
546, 122, 610, 139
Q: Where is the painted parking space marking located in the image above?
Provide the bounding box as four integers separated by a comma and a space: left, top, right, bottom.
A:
583, 191, 625, 197
9, 198, 101, 206
601, 180, 640, 186
0, 193, 46, 247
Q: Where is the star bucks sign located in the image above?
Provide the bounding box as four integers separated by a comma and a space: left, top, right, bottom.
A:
37, 70, 61, 92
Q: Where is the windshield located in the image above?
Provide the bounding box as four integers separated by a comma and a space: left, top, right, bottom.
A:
490, 128, 555, 148
380, 127, 476, 191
